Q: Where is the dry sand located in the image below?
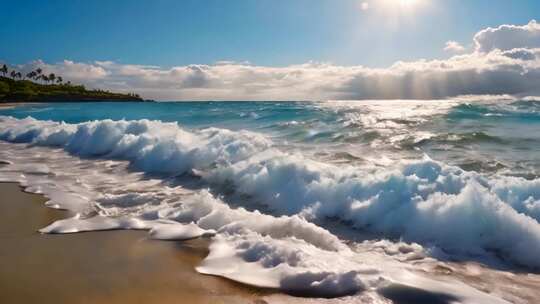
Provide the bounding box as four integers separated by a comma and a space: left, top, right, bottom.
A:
0, 182, 273, 304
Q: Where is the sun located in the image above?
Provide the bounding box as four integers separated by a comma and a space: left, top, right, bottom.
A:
360, 0, 426, 13
398, 0, 420, 8
378, 0, 422, 10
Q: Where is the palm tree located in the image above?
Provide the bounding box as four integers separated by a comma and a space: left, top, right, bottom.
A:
10, 70, 17, 79
35, 68, 43, 82
1, 64, 7, 77
48, 73, 56, 84
42, 75, 49, 84
16, 72, 22, 80
56, 76, 63, 84
26, 71, 36, 80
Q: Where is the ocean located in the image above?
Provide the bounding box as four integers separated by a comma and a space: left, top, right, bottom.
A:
1, 98, 540, 303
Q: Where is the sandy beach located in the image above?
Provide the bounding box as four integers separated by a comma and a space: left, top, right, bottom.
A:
0, 182, 271, 304
0, 103, 33, 109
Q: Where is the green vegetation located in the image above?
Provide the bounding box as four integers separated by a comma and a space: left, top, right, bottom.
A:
0, 65, 143, 103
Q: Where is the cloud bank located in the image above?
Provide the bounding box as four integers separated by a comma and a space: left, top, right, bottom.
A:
11, 20, 540, 101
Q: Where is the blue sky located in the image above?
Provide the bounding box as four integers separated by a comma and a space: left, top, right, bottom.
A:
1, 0, 539, 68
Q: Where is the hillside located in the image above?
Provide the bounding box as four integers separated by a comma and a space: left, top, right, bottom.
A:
0, 76, 143, 103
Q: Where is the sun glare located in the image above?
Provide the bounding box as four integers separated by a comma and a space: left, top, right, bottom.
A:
399, 0, 419, 7
374, 0, 425, 12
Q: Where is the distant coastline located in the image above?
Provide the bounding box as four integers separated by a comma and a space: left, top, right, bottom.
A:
0, 64, 144, 103
0, 76, 144, 103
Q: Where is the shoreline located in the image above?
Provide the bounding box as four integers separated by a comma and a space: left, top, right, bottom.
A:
2, 154, 540, 303
0, 102, 38, 109
0, 182, 274, 304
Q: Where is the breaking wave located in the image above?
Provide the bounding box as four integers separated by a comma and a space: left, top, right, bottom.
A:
1, 114, 539, 302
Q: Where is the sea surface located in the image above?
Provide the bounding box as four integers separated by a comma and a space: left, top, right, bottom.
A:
1, 98, 540, 303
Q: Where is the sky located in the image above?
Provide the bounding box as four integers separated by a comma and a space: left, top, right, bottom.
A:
1, 0, 540, 100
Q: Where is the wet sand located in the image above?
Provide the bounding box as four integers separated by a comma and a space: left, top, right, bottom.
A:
0, 183, 270, 304
6, 180, 538, 304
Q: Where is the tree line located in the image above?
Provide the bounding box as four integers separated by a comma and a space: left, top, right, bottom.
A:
0, 64, 71, 86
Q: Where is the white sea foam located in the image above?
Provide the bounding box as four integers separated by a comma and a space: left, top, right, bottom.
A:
40, 215, 148, 234
207, 151, 540, 268
149, 221, 216, 240
1, 115, 540, 302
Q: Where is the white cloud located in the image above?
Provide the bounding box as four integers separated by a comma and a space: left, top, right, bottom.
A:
361, 2, 369, 11
444, 40, 465, 53
474, 20, 540, 53
12, 21, 540, 101
27, 59, 108, 80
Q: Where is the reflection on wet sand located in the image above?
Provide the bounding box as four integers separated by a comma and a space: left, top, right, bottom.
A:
0, 183, 268, 304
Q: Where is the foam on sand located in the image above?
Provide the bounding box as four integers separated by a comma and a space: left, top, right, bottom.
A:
2, 115, 540, 302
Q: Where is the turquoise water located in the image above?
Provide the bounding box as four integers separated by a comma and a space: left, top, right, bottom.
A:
2, 99, 539, 178
0, 101, 326, 129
